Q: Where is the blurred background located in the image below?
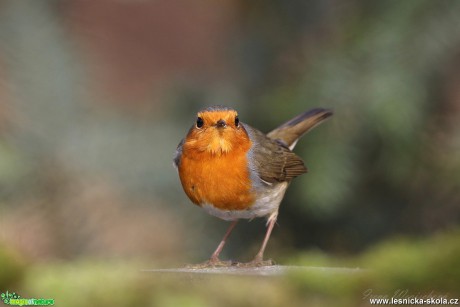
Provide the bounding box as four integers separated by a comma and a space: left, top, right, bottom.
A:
1, 1, 459, 305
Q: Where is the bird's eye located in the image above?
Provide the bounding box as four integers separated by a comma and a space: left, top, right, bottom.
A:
235, 116, 239, 127
196, 117, 204, 128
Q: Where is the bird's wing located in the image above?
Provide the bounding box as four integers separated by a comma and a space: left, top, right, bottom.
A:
173, 138, 184, 169
245, 124, 307, 183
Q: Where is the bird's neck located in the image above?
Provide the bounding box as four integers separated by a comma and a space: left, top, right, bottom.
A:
185, 130, 250, 156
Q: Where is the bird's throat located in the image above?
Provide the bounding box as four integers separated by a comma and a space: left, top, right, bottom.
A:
206, 135, 233, 155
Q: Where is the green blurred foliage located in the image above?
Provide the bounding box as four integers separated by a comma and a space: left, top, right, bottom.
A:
242, 0, 460, 252
361, 228, 460, 294
0, 228, 456, 306
0, 243, 26, 291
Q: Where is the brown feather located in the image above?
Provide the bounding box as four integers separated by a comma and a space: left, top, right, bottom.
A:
245, 124, 307, 183
267, 108, 333, 148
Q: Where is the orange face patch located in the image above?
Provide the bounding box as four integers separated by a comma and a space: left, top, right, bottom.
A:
178, 109, 254, 210
185, 109, 241, 155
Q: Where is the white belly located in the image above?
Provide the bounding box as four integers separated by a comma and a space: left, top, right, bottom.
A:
201, 182, 289, 221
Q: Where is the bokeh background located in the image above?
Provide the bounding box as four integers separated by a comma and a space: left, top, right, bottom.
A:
1, 1, 459, 306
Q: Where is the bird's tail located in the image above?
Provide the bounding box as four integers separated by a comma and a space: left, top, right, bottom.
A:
267, 108, 333, 149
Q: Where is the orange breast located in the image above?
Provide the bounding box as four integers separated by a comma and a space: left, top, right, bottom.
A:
178, 141, 254, 210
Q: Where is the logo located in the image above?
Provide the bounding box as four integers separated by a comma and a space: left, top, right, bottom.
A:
1, 291, 54, 306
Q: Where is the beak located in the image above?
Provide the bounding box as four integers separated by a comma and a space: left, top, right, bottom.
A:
216, 119, 227, 128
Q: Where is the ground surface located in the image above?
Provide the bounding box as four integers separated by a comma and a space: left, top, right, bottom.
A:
143, 265, 366, 276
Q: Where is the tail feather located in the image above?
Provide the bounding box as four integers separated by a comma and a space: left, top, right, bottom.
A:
267, 108, 333, 149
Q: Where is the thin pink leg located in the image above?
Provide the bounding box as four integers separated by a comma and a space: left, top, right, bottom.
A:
253, 213, 277, 263
209, 220, 238, 262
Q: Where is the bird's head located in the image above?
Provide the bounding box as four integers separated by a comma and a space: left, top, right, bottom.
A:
183, 106, 250, 155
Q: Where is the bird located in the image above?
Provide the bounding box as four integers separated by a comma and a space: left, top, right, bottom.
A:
174, 105, 332, 267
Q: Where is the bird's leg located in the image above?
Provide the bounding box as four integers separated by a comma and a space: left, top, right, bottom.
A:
206, 220, 238, 266
185, 220, 238, 268
247, 212, 277, 266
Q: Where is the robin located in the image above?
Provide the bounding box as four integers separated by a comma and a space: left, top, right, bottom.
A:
174, 106, 332, 266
